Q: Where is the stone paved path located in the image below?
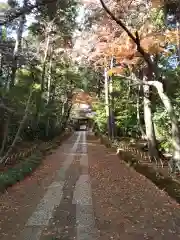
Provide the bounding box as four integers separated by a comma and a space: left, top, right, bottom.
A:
0, 131, 180, 240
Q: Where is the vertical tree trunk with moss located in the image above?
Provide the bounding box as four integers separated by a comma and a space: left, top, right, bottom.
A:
137, 85, 146, 139
143, 83, 159, 160
146, 81, 180, 172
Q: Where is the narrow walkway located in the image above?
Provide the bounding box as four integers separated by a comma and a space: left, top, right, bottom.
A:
0, 131, 179, 240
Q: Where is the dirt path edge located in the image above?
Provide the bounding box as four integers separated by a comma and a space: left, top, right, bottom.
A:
0, 131, 73, 194
96, 133, 180, 204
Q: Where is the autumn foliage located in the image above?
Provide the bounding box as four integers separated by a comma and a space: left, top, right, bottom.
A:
85, 0, 179, 75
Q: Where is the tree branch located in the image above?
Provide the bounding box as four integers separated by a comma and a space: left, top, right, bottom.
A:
99, 0, 158, 75
117, 74, 164, 91
135, 31, 140, 48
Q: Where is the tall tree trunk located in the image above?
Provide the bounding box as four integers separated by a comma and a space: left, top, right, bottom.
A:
145, 81, 180, 172
0, 115, 10, 156
45, 53, 52, 137
137, 85, 146, 139
176, 21, 180, 65
0, 88, 33, 164
35, 33, 50, 123
109, 76, 114, 139
143, 83, 159, 160
109, 57, 115, 139
104, 67, 111, 137
97, 77, 101, 98
10, 0, 27, 88
60, 98, 72, 129
66, 103, 73, 124
41, 34, 50, 95
47, 54, 52, 104
4, 67, 10, 92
